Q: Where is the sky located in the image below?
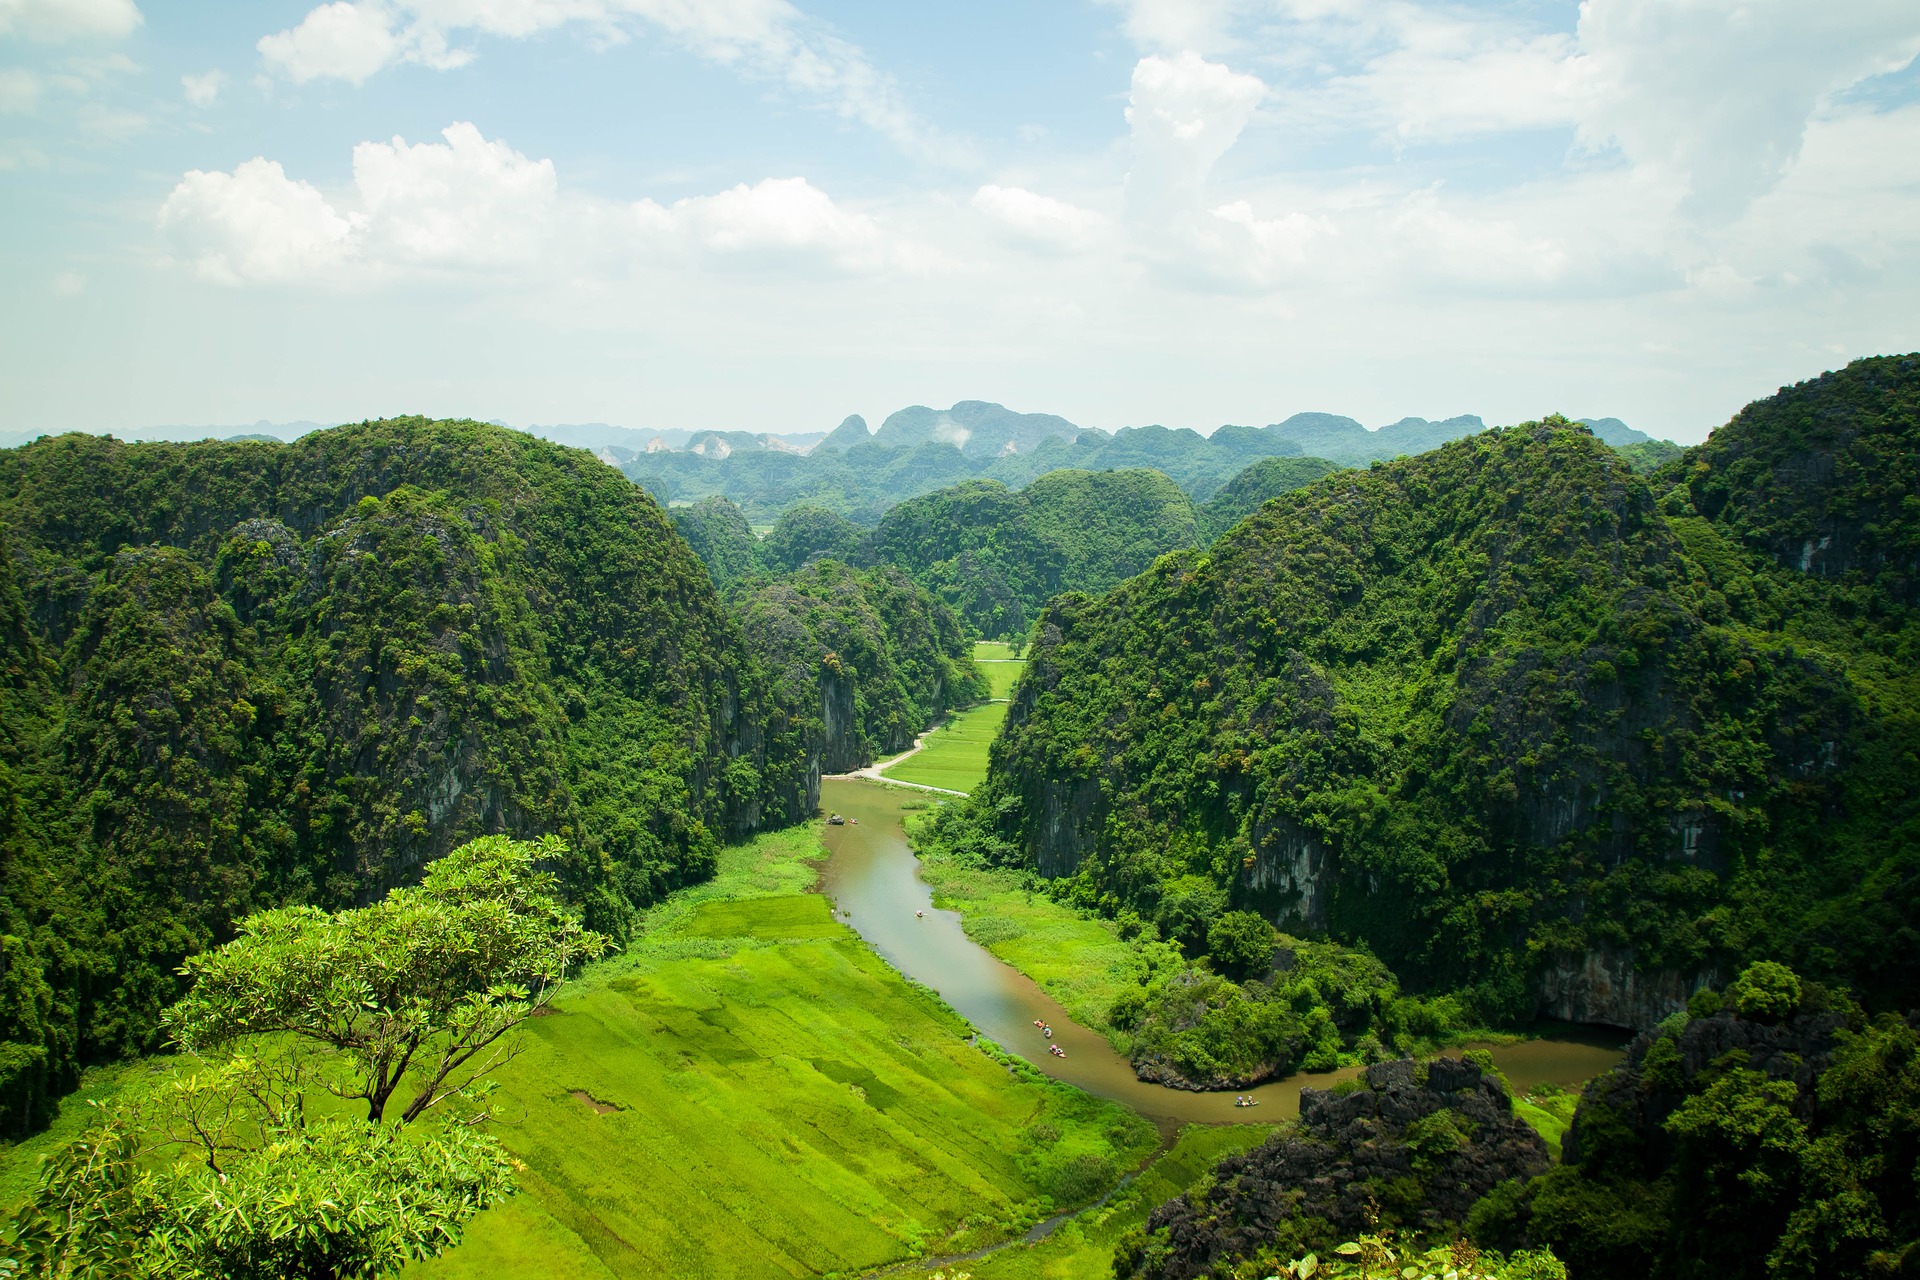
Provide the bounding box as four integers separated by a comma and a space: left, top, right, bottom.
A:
3, 1, 1918, 444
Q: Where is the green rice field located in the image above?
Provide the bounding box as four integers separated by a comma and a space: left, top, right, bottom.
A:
974, 640, 1026, 701
404, 823, 1158, 1279
882, 701, 1008, 793
877, 642, 1025, 793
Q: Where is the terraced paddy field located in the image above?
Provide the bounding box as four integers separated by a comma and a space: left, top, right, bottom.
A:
882, 701, 1009, 793
406, 823, 1159, 1279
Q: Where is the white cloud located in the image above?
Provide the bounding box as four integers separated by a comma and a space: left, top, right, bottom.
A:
74, 99, 142, 139
51, 270, 84, 295
971, 185, 1107, 251
256, 2, 410, 85
1108, 0, 1920, 227
181, 69, 224, 106
0, 0, 141, 41
159, 157, 362, 286
255, 0, 953, 159
1574, 0, 1920, 221
157, 123, 915, 286
634, 176, 911, 273
1124, 52, 1265, 233
0, 68, 38, 113
352, 122, 558, 268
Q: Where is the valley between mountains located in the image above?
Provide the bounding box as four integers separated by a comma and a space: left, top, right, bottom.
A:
1, 355, 1916, 1280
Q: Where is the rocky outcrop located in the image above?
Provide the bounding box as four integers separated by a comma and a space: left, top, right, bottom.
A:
1533, 945, 1718, 1030
1123, 1057, 1550, 1280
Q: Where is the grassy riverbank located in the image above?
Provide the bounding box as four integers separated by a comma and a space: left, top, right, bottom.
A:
960, 1124, 1271, 1279
910, 817, 1183, 1054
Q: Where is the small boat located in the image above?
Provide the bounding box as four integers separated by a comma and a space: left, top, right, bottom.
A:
1043, 1026, 1053, 1039
1050, 1045, 1065, 1058
827, 813, 845, 825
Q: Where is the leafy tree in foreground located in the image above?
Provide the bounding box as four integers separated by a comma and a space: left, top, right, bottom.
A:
166, 835, 609, 1123
5, 1115, 514, 1280
3, 835, 599, 1279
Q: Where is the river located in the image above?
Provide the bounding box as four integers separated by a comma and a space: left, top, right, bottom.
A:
816, 777, 1626, 1125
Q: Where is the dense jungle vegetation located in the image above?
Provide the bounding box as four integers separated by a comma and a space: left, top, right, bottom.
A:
739, 559, 989, 772
669, 467, 1295, 641
0, 420, 840, 1135
860, 470, 1199, 639
921, 355, 1920, 1086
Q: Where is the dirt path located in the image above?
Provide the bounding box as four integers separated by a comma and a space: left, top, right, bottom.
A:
822, 719, 968, 796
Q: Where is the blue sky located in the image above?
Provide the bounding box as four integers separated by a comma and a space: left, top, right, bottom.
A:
3, 0, 1918, 443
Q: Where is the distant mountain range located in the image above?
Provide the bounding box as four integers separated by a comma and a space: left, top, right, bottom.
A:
623, 402, 1667, 523
1, 404, 1666, 527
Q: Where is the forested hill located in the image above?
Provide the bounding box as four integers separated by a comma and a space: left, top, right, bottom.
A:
860, 469, 1200, 638
670, 461, 1344, 640
740, 560, 989, 773
955, 356, 1920, 1031
0, 419, 818, 1130
1196, 455, 1345, 540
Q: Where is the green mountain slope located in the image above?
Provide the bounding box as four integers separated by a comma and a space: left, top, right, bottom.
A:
0, 419, 816, 1130
740, 560, 989, 773
944, 357, 1920, 1031
1196, 455, 1346, 540
861, 469, 1201, 638
670, 494, 761, 591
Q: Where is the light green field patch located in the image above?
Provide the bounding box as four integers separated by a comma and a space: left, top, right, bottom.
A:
973, 641, 1027, 701
962, 1125, 1271, 1279
680, 893, 847, 940
883, 702, 1009, 793
407, 824, 1157, 1280
1514, 1091, 1579, 1160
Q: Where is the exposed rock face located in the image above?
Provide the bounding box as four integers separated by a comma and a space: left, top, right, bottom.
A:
1124, 1058, 1551, 1280
1534, 945, 1718, 1030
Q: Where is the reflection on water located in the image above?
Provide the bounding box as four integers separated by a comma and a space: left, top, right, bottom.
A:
818, 778, 1625, 1124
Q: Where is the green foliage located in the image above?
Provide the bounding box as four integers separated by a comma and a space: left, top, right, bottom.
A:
1196, 455, 1345, 541
756, 503, 865, 574
1207, 910, 1277, 981
5, 1113, 514, 1279
1725, 960, 1802, 1022
1612, 439, 1683, 474
1519, 1002, 1920, 1280
860, 470, 1201, 638
1124, 934, 1401, 1085
965, 359, 1920, 1022
1274, 1235, 1566, 1280
166, 835, 608, 1124
669, 495, 760, 591
740, 559, 987, 770
0, 419, 811, 1131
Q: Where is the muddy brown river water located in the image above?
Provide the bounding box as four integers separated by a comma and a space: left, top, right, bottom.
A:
817, 778, 1626, 1124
